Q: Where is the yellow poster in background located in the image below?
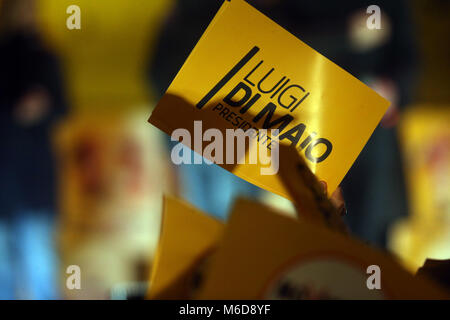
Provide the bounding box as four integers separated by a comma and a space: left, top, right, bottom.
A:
149, 0, 389, 197
147, 196, 224, 299
389, 106, 450, 272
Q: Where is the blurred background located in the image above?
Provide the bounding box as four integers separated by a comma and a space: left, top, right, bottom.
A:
0, 0, 448, 299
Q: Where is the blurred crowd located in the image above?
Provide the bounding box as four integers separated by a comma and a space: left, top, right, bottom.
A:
0, 0, 448, 299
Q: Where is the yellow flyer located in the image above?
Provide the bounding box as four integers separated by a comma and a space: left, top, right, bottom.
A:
147, 195, 224, 299
149, 0, 389, 197
196, 199, 449, 299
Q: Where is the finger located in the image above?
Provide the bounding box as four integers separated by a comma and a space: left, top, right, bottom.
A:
319, 180, 327, 195
330, 187, 346, 216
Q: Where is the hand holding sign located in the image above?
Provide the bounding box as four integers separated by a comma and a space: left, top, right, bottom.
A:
148, 0, 389, 199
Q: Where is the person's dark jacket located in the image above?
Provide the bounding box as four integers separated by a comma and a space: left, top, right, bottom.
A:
0, 31, 67, 216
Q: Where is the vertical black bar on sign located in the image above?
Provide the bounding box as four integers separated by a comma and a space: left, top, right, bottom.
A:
196, 46, 260, 109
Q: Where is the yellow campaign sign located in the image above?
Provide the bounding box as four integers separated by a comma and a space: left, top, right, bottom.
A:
147, 195, 224, 299
148, 0, 389, 197
196, 198, 449, 299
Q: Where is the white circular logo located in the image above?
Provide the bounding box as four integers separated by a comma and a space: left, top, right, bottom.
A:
263, 256, 386, 300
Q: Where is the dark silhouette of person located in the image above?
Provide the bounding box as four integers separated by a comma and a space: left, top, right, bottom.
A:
0, 0, 68, 299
